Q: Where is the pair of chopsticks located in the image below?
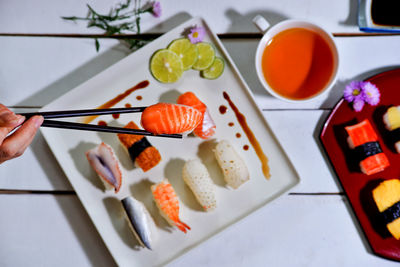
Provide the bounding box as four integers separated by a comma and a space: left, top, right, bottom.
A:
18, 107, 182, 139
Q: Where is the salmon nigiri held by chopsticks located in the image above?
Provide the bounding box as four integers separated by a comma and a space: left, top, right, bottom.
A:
151, 179, 191, 233
141, 103, 202, 135
177, 92, 216, 139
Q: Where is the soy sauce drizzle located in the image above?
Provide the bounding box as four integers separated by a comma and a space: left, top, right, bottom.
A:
219, 105, 227, 114
228, 122, 234, 127
125, 103, 132, 108
82, 80, 149, 124
136, 95, 143, 101
112, 113, 120, 119
236, 133, 241, 138
223, 91, 270, 179
98, 120, 107, 126
243, 145, 249, 151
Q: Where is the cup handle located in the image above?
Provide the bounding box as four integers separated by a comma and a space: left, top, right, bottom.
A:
252, 15, 270, 33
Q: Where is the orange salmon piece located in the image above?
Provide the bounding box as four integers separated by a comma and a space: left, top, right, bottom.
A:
141, 103, 202, 134
177, 92, 216, 139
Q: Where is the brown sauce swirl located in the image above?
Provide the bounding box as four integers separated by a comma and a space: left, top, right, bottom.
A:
223, 91, 270, 179
82, 80, 149, 123
219, 105, 227, 114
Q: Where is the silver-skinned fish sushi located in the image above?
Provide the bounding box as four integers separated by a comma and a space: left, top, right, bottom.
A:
182, 159, 216, 211
86, 142, 122, 193
121, 196, 157, 250
214, 140, 249, 189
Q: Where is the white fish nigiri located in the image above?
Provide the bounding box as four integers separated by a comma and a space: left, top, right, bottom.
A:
182, 159, 216, 211
86, 142, 122, 193
214, 140, 249, 189
121, 196, 157, 250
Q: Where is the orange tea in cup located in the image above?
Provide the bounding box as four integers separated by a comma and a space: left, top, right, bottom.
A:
261, 28, 335, 100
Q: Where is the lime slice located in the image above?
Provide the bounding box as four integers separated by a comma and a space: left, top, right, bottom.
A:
201, 57, 225, 79
192, 42, 215, 70
150, 49, 183, 83
168, 38, 198, 70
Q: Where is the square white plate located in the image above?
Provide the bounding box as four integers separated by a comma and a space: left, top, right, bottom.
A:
41, 17, 299, 267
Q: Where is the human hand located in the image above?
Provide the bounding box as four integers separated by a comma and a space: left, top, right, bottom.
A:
0, 104, 43, 164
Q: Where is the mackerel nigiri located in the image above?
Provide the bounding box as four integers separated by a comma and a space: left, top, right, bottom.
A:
86, 142, 122, 193
141, 103, 202, 135
177, 92, 216, 139
121, 196, 157, 249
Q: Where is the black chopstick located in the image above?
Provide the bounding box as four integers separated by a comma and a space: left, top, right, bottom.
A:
18, 107, 147, 119
41, 120, 182, 139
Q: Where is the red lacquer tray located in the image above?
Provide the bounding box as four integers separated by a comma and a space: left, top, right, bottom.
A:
320, 68, 400, 261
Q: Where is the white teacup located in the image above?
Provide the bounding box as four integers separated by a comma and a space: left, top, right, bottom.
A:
253, 15, 339, 102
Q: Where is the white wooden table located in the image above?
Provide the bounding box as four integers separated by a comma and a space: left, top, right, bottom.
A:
1, 1, 399, 266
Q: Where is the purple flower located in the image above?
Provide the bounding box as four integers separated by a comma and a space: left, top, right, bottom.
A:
343, 80, 381, 112
362, 81, 380, 106
151, 1, 161, 18
188, 26, 206, 44
344, 81, 364, 103
353, 99, 365, 112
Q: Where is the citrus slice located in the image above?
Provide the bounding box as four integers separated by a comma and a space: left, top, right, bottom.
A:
201, 57, 225, 79
192, 42, 215, 70
168, 38, 198, 70
150, 49, 183, 83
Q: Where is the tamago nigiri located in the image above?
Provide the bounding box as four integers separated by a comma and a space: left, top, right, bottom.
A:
141, 103, 202, 135
177, 92, 216, 139
383, 106, 400, 153
151, 179, 191, 233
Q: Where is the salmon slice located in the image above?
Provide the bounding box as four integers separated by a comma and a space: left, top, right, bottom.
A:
345, 119, 390, 175
141, 103, 202, 134
177, 92, 216, 139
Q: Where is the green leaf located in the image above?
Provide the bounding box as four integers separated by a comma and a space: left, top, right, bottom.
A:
95, 38, 100, 52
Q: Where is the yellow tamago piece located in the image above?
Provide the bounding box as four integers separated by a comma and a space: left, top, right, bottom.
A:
387, 106, 400, 131
372, 179, 400, 240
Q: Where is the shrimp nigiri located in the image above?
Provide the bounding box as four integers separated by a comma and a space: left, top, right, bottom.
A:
141, 103, 202, 135
151, 179, 191, 233
177, 92, 216, 139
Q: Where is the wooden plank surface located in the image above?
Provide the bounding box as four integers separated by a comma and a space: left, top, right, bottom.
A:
2, 37, 400, 109
0, 109, 339, 193
0, 193, 397, 267
0, 0, 359, 34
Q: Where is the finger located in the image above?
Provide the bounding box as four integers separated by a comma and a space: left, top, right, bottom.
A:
1, 116, 43, 160
0, 115, 25, 146
0, 108, 24, 127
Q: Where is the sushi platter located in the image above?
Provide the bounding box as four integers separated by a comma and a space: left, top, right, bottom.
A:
320, 68, 400, 261
40, 17, 299, 266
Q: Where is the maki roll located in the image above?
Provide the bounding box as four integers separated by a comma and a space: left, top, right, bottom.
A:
383, 106, 400, 153
345, 119, 390, 175
372, 179, 400, 240
118, 121, 161, 172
